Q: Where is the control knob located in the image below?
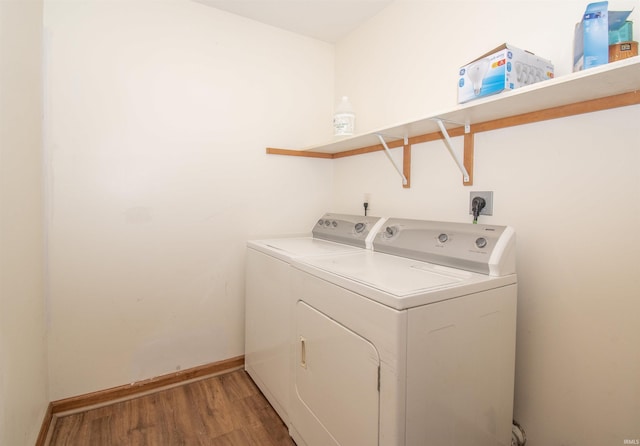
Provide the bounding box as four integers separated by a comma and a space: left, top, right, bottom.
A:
383, 226, 398, 239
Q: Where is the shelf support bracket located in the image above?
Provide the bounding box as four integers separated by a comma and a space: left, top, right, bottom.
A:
434, 119, 470, 183
375, 133, 409, 187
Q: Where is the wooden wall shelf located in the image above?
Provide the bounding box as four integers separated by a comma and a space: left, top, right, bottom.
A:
267, 57, 640, 188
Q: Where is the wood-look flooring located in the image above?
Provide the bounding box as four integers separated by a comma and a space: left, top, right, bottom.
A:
47, 369, 295, 446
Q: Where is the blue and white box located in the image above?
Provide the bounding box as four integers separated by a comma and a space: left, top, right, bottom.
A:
573, 1, 634, 71
457, 43, 554, 104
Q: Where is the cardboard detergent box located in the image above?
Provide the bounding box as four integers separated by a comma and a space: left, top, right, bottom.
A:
573, 1, 634, 71
609, 40, 638, 61
457, 43, 554, 104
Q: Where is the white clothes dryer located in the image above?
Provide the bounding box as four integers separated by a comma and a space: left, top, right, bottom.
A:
244, 213, 385, 424
289, 218, 518, 446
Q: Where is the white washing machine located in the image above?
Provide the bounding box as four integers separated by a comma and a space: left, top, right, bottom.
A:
289, 218, 518, 446
245, 213, 386, 424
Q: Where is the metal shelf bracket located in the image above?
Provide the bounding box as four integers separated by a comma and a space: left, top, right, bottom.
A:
375, 133, 409, 186
433, 118, 470, 183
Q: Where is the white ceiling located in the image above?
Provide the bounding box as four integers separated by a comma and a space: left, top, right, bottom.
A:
192, 0, 395, 43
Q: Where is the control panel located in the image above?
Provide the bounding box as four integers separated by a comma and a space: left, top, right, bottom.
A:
312, 213, 385, 249
374, 218, 516, 276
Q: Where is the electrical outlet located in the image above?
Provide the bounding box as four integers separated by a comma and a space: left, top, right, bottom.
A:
469, 191, 493, 216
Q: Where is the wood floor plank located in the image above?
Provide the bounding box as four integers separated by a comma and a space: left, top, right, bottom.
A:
196, 377, 237, 438
47, 370, 294, 446
209, 428, 254, 446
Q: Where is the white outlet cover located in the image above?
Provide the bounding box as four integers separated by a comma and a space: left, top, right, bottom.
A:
469, 191, 493, 216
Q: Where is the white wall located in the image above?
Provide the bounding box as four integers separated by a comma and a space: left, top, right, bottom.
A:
44, 0, 334, 400
0, 0, 49, 444
333, 1, 640, 445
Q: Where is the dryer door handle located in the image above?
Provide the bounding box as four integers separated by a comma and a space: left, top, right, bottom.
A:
300, 336, 307, 369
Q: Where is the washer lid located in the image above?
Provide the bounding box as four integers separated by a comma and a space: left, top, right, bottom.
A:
297, 250, 480, 296
293, 250, 515, 309
248, 237, 362, 262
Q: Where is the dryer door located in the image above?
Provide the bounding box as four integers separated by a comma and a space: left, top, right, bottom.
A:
293, 301, 380, 446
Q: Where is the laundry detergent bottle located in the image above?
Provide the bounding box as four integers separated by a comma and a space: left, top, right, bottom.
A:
333, 96, 355, 136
